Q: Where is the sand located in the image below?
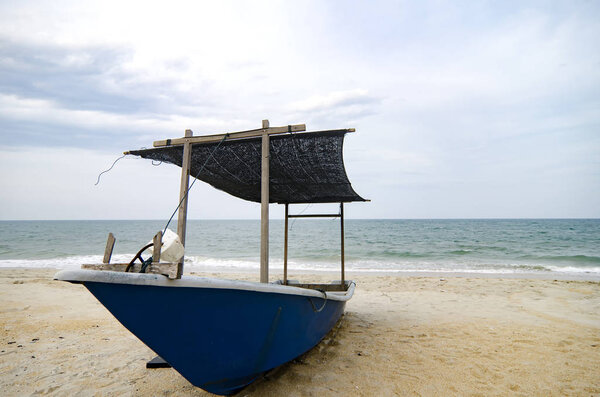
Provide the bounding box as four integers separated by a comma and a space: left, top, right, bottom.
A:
1, 268, 599, 396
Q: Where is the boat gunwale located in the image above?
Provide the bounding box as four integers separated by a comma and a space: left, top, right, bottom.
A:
54, 269, 355, 302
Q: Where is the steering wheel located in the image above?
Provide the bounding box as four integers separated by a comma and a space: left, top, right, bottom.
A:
125, 243, 154, 273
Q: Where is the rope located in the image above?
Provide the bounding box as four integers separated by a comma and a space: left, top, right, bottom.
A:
290, 203, 312, 230
94, 154, 126, 186
139, 257, 153, 273
308, 289, 328, 312
163, 134, 229, 234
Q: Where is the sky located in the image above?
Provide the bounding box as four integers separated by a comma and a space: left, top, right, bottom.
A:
0, 0, 598, 220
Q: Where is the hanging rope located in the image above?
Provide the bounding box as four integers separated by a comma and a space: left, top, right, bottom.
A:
94, 154, 126, 186
290, 203, 312, 230
307, 289, 328, 312
163, 134, 229, 234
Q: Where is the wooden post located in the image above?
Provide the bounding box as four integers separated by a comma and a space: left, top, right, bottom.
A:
283, 203, 288, 285
260, 119, 270, 283
103, 233, 115, 264
152, 231, 162, 263
340, 202, 345, 286
176, 129, 193, 278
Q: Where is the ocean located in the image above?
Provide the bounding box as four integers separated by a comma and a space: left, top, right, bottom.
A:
0, 219, 599, 278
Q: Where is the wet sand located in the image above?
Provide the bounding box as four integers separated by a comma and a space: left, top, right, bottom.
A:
1, 268, 599, 396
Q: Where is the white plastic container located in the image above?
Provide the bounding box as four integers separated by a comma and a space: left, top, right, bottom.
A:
144, 228, 184, 263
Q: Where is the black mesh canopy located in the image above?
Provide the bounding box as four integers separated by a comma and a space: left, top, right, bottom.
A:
129, 130, 366, 204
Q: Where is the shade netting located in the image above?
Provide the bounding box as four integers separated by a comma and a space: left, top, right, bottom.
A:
129, 130, 365, 204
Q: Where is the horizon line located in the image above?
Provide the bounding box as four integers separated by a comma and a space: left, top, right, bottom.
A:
1, 217, 599, 222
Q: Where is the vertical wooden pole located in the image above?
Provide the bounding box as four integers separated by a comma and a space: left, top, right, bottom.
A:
260, 120, 270, 283
340, 202, 345, 286
283, 203, 289, 285
103, 233, 115, 264
176, 129, 193, 278
152, 231, 163, 263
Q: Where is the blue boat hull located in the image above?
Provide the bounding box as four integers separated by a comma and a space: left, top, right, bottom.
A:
80, 279, 347, 395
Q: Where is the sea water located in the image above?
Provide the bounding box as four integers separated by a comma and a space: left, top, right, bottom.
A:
0, 219, 599, 278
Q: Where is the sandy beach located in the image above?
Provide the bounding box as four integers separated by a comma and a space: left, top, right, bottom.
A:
1, 268, 599, 396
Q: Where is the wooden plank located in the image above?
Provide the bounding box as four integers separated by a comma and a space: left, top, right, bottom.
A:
102, 233, 115, 264
81, 263, 179, 279
287, 213, 341, 218
283, 203, 288, 285
152, 231, 162, 263
82, 263, 127, 271
340, 202, 345, 286
175, 129, 193, 279
153, 123, 306, 147
289, 283, 347, 292
260, 120, 270, 283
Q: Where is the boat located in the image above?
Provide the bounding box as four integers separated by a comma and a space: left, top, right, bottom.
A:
54, 120, 367, 395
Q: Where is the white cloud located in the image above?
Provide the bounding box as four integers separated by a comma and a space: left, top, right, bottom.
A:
0, 1, 598, 218
0, 94, 242, 138
289, 90, 372, 112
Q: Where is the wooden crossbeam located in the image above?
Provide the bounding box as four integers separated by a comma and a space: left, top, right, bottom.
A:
287, 213, 341, 218
153, 123, 307, 147
82, 263, 179, 279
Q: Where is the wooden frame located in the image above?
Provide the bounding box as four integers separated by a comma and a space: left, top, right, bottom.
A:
283, 202, 346, 286
84, 230, 179, 279
87, 120, 358, 285
148, 126, 356, 149
166, 121, 276, 283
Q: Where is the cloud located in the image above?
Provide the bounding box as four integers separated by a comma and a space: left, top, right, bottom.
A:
0, 93, 252, 148
0, 1, 599, 218
289, 89, 374, 112
0, 39, 142, 112
284, 89, 380, 127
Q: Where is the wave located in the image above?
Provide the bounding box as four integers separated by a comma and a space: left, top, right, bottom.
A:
0, 254, 134, 269
2, 254, 600, 278
448, 249, 473, 255
518, 254, 600, 266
